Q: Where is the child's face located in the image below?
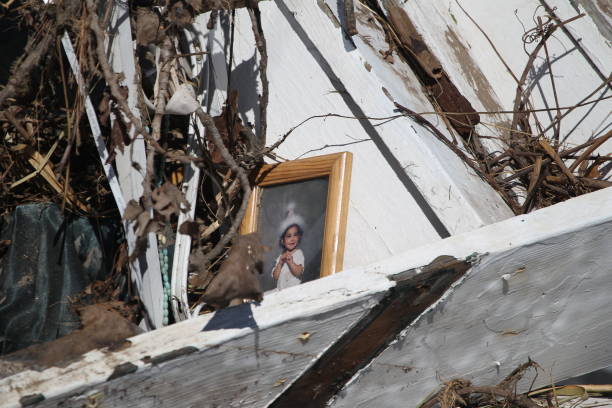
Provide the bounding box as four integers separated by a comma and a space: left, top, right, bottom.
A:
282, 226, 300, 251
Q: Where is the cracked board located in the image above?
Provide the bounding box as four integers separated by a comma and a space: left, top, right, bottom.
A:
1, 266, 393, 408
332, 208, 612, 406
12, 298, 382, 407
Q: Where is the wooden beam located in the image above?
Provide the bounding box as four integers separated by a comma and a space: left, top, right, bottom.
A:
270, 256, 471, 407
2, 187, 612, 407
1, 271, 394, 407
332, 209, 612, 407
106, 1, 164, 329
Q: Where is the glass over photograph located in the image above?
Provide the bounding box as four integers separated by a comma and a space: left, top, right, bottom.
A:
257, 178, 329, 292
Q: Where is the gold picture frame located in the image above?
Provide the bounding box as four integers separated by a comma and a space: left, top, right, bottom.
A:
241, 152, 352, 291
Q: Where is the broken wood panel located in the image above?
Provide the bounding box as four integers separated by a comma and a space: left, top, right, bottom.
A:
221, 1, 512, 266
170, 19, 215, 322
2, 173, 610, 408
363, 182, 612, 279
398, 0, 611, 151
106, 2, 164, 329
332, 205, 612, 406
27, 303, 376, 408
330, 0, 515, 227
1, 269, 393, 407
271, 256, 470, 407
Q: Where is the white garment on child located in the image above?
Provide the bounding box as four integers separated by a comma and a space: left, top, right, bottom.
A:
272, 249, 305, 290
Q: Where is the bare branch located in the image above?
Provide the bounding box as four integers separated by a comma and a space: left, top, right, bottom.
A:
85, 0, 165, 154
194, 108, 252, 268
0, 30, 54, 109
247, 0, 269, 146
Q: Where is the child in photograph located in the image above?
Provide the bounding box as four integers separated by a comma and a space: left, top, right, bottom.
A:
271, 222, 305, 290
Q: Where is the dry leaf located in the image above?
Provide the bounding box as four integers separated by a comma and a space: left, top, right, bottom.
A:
152, 181, 190, 219
123, 200, 143, 221
198, 233, 267, 309
135, 211, 152, 237
179, 220, 200, 240
135, 7, 162, 46
97, 91, 111, 127
168, 1, 193, 28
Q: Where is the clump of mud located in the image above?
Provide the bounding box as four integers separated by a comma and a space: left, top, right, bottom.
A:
0, 302, 142, 378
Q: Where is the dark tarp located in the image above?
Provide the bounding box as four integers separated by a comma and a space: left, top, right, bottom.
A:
0, 203, 118, 355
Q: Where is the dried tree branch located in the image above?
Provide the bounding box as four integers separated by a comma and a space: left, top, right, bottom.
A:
539, 138, 577, 183
194, 108, 252, 268
394, 102, 522, 213
568, 130, 612, 173
143, 37, 174, 214
0, 29, 54, 109
263, 93, 610, 154
2, 109, 35, 144
455, 0, 520, 84
502, 128, 611, 183
459, 386, 540, 408
540, 75, 611, 137
509, 27, 556, 136
246, 0, 269, 146
521, 156, 543, 213
85, 0, 165, 154
509, 13, 585, 135
540, 17, 562, 144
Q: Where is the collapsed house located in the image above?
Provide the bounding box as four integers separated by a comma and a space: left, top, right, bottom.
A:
0, 0, 611, 406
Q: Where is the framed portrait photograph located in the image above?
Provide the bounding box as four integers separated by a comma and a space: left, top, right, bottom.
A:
241, 152, 352, 293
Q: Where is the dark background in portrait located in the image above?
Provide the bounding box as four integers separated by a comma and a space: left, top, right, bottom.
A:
258, 177, 329, 292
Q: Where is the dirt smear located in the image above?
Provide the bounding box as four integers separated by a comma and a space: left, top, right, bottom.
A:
0, 303, 142, 377
444, 27, 503, 116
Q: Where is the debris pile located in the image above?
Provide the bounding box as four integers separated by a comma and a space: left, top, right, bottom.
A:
0, 0, 268, 346
0, 0, 609, 354
361, 1, 611, 215
421, 360, 612, 408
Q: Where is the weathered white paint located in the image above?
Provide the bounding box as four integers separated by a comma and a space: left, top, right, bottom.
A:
33, 307, 376, 407
567, 397, 612, 408
169, 16, 216, 323
331, 0, 516, 233
2, 182, 611, 408
0, 270, 393, 407
6, 2, 608, 406
199, 1, 513, 270
332, 188, 612, 407
393, 0, 611, 153
60, 33, 126, 215
107, 1, 163, 329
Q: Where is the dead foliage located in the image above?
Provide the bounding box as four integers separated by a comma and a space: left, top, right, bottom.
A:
361, 1, 611, 215
194, 232, 267, 309
420, 360, 612, 408
69, 251, 142, 323
421, 360, 542, 408
0, 0, 269, 324
1, 0, 607, 333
